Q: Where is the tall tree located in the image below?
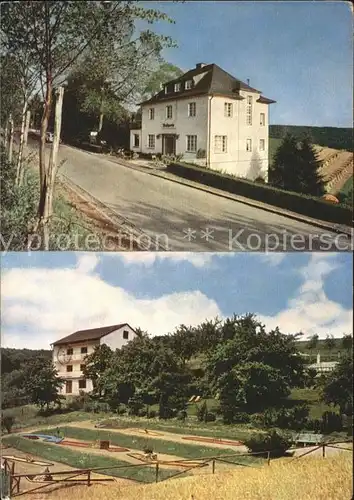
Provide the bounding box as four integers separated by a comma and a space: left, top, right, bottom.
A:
82, 344, 114, 397
205, 315, 305, 421
269, 133, 299, 190
140, 60, 183, 100
1, 1, 176, 249
320, 355, 353, 415
269, 133, 325, 196
341, 334, 353, 352
307, 334, 319, 350
324, 334, 336, 351
297, 136, 325, 196
24, 358, 63, 412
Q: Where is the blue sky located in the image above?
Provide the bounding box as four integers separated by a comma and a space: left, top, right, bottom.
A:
138, 1, 352, 127
1, 252, 352, 349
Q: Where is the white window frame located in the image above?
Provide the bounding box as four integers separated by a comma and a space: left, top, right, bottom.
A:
164, 86, 168, 94
148, 108, 155, 120
246, 138, 252, 152
186, 135, 197, 152
260, 113, 265, 126
188, 102, 196, 117
259, 139, 265, 151
246, 96, 253, 125
224, 102, 233, 118
148, 134, 155, 149
214, 135, 227, 153
166, 105, 173, 119
185, 80, 193, 90
174, 82, 181, 92
133, 134, 140, 148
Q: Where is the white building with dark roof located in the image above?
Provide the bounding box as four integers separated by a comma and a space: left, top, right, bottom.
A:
308, 353, 338, 375
130, 63, 276, 180
51, 324, 137, 395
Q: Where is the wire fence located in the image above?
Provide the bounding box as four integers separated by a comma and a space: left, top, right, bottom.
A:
2, 440, 352, 497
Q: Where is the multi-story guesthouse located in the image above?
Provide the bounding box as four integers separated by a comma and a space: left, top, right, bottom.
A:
52, 323, 137, 396
130, 63, 275, 180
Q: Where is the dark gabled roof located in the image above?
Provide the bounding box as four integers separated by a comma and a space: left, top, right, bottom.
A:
257, 95, 276, 104
139, 63, 275, 105
52, 323, 135, 346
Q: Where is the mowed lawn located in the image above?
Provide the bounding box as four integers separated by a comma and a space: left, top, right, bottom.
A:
34, 426, 262, 465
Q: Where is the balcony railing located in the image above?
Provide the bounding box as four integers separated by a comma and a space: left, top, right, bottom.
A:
57, 371, 84, 379
54, 353, 88, 362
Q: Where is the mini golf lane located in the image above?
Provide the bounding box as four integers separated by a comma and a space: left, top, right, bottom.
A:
181, 436, 243, 446
59, 439, 129, 452
22, 433, 129, 453
81, 423, 247, 450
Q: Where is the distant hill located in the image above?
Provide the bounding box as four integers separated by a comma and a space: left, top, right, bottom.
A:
1, 347, 52, 374
295, 338, 351, 363
270, 125, 352, 151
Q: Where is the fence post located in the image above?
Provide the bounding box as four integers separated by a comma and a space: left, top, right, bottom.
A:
87, 469, 91, 486
267, 451, 271, 466
10, 461, 15, 495
322, 444, 326, 458
212, 459, 215, 474
155, 463, 159, 483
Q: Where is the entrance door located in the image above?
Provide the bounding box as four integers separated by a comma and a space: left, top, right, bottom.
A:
163, 135, 176, 155
65, 380, 72, 394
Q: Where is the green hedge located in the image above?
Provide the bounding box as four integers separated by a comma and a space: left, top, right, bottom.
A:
167, 162, 352, 227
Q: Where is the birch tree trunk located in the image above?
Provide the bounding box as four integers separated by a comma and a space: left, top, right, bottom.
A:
8, 114, 14, 164
37, 79, 53, 247
3, 121, 9, 150
98, 111, 104, 133
16, 99, 28, 186
42, 86, 64, 250
98, 86, 104, 134
24, 109, 31, 145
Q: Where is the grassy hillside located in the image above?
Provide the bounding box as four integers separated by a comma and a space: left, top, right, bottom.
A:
29, 453, 353, 500
295, 339, 351, 362
270, 125, 352, 151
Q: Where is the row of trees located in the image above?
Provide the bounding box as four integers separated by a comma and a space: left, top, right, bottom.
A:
269, 134, 325, 196
306, 333, 352, 352
0, 1, 180, 249
269, 125, 352, 152
2, 321, 352, 420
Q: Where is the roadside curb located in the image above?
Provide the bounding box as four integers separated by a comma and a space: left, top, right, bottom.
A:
73, 146, 352, 237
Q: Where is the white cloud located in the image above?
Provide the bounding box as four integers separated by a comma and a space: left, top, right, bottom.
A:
1, 261, 221, 349
258, 253, 352, 339
256, 253, 286, 266
76, 254, 100, 274
111, 252, 222, 268
1, 253, 351, 350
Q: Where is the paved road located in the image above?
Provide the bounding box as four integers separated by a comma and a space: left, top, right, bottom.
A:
31, 140, 353, 251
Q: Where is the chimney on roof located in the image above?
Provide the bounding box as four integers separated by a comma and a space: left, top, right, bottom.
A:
247, 78, 250, 86
196, 63, 206, 69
